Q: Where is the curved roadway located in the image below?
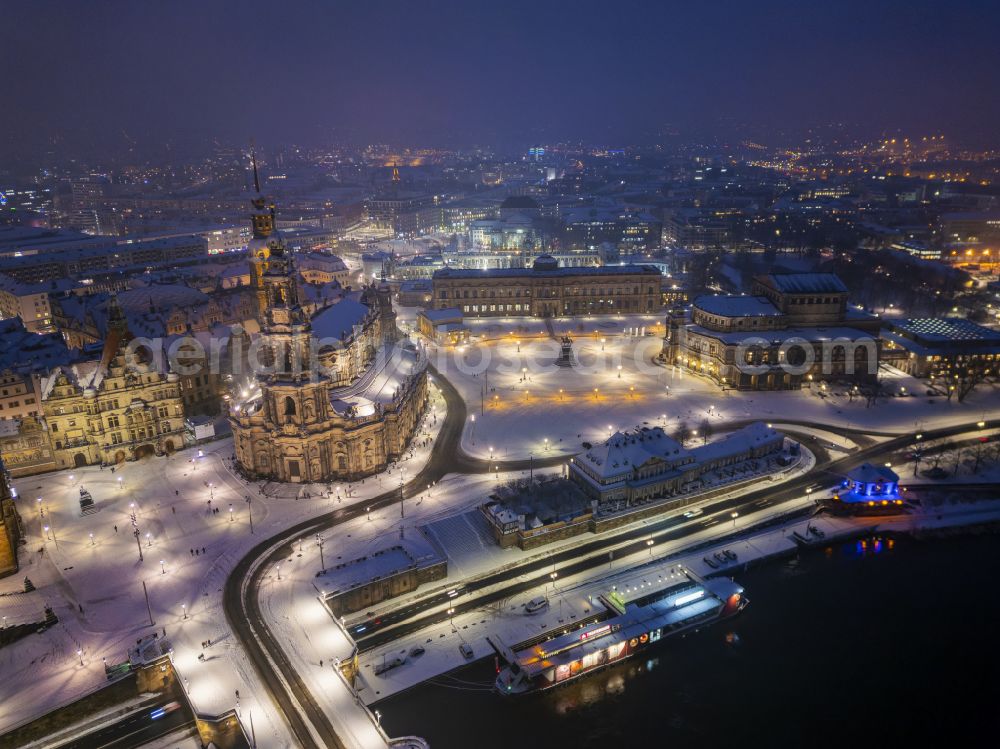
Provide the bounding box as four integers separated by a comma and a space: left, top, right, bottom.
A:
223, 366, 992, 748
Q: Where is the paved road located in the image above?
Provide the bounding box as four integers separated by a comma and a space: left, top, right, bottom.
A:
222, 363, 994, 748
56, 701, 195, 749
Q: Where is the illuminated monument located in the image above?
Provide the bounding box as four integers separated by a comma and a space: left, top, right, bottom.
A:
231, 160, 427, 483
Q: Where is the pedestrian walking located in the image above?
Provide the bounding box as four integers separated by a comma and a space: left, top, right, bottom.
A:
202, 547, 206, 554
190, 548, 194, 556
114, 525, 118, 533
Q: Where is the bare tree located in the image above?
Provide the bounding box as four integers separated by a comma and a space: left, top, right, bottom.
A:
699, 417, 713, 445
674, 421, 691, 446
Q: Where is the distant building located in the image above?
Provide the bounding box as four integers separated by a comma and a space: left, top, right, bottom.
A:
416, 308, 466, 344
880, 317, 1000, 378
397, 279, 434, 307
0, 274, 77, 332
432, 255, 662, 317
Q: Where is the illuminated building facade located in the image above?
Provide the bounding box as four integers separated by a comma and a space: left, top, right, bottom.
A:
231, 186, 428, 483
432, 256, 662, 317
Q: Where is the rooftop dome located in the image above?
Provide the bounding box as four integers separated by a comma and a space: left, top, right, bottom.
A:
532, 254, 559, 271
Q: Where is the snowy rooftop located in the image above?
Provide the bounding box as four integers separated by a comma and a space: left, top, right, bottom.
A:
889, 317, 1000, 344
686, 323, 875, 345
432, 263, 661, 280
418, 307, 463, 323
580, 427, 689, 480
317, 528, 444, 597
694, 294, 781, 318
847, 462, 899, 484
311, 298, 373, 341
757, 272, 848, 294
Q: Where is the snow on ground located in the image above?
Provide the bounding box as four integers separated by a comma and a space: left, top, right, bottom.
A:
257, 446, 817, 707
2, 316, 996, 746
401, 313, 997, 461
0, 382, 448, 748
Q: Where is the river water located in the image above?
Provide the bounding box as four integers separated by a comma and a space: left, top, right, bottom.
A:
377, 533, 1000, 747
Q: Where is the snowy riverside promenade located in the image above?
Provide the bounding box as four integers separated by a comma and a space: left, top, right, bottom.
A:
2, 314, 998, 748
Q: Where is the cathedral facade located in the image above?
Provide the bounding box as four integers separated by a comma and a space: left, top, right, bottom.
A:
230, 181, 428, 484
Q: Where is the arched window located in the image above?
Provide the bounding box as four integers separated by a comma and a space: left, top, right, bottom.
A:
284, 396, 296, 417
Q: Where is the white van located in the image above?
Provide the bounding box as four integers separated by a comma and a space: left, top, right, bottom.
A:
525, 596, 549, 614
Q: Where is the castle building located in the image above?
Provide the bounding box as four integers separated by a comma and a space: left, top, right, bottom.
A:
432, 255, 662, 317
40, 298, 190, 468
662, 273, 881, 390
231, 180, 428, 483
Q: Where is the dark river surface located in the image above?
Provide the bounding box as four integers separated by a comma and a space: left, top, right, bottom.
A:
377, 532, 1000, 748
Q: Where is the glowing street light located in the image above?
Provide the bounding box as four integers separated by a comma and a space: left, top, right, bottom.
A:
77, 649, 84, 666
160, 559, 166, 575
182, 603, 188, 619
617, 365, 622, 378
89, 532, 95, 546
731, 511, 739, 528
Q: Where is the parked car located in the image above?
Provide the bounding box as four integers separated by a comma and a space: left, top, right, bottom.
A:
525, 596, 549, 614
459, 643, 474, 659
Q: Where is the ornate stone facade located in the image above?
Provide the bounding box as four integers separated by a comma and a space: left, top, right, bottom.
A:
231, 186, 428, 484
40, 299, 190, 468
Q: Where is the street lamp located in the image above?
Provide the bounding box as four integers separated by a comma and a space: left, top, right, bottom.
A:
182, 603, 188, 619
617, 365, 622, 379
447, 607, 455, 628
145, 532, 152, 547
601, 337, 606, 351
276, 564, 281, 581
77, 649, 83, 666
160, 559, 165, 575
646, 537, 654, 556
229, 504, 234, 522
731, 511, 739, 528
366, 506, 371, 520
375, 709, 382, 726
89, 533, 94, 546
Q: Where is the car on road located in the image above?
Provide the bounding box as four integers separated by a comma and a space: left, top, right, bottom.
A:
409, 645, 426, 658
524, 596, 549, 614
150, 702, 181, 720
682, 508, 703, 518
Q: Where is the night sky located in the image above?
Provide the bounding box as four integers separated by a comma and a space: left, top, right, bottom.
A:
3, 0, 999, 159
